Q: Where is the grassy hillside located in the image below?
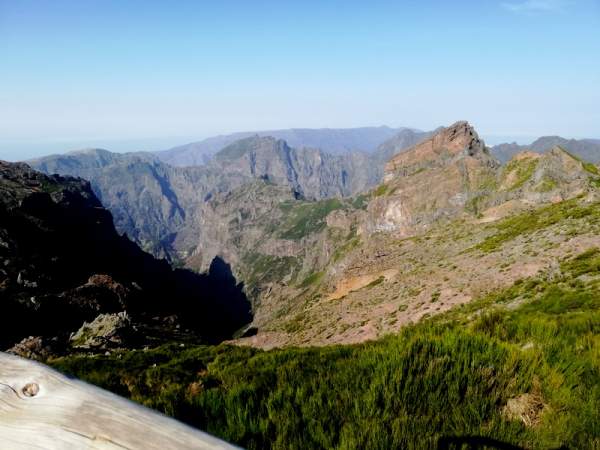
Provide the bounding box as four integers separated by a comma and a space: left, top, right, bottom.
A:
51, 247, 600, 449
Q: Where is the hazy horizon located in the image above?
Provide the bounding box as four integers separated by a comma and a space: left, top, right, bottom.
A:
0, 126, 588, 162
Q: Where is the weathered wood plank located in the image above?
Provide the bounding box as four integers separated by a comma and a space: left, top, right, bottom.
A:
0, 352, 238, 449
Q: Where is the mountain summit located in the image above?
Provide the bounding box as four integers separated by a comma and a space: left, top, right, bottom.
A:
384, 121, 492, 181
368, 121, 499, 235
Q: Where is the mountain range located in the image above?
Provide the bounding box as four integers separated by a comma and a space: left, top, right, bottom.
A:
28, 125, 598, 264
25, 120, 600, 347
28, 129, 431, 259
5, 120, 600, 448
155, 126, 411, 166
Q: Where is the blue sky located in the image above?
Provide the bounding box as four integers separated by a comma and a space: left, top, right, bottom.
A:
1, 0, 599, 160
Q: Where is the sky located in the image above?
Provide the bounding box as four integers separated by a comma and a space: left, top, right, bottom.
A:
0, 0, 599, 160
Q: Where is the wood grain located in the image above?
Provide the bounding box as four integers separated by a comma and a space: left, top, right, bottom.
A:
0, 352, 238, 449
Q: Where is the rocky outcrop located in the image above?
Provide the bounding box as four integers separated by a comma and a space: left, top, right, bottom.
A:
383, 121, 494, 181
69, 312, 132, 350
493, 146, 599, 207
367, 122, 499, 235
365, 125, 599, 237
225, 126, 600, 348
7, 336, 55, 361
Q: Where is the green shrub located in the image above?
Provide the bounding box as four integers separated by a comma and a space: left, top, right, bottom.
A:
372, 184, 389, 197
476, 198, 599, 252
279, 199, 344, 240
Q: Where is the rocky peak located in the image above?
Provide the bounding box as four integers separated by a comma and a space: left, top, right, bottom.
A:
383, 121, 492, 181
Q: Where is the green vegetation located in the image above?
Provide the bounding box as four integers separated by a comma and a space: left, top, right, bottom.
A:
242, 252, 301, 287
583, 161, 600, 175
475, 198, 600, 252
279, 198, 344, 240
298, 270, 325, 288
351, 193, 370, 210
365, 275, 385, 288
477, 172, 499, 191
372, 183, 389, 197
465, 194, 487, 216
534, 176, 558, 193
52, 248, 600, 449
332, 235, 361, 262
502, 157, 538, 190
40, 180, 62, 194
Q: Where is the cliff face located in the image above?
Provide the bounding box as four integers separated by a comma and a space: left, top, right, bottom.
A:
0, 161, 251, 355
367, 123, 598, 237
383, 121, 493, 180
211, 135, 377, 198
366, 121, 499, 236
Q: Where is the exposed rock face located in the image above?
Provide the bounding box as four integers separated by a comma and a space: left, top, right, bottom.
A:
384, 121, 492, 181
492, 146, 599, 208
225, 132, 600, 348
0, 160, 251, 355
23, 121, 600, 351
371, 129, 432, 170
70, 312, 132, 350
7, 336, 54, 361
368, 121, 499, 235
211, 135, 373, 199
366, 122, 597, 238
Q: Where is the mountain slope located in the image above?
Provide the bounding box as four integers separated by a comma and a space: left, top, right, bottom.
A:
197, 122, 600, 348
53, 245, 600, 449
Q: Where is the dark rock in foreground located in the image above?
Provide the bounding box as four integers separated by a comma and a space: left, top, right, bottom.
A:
0, 161, 252, 356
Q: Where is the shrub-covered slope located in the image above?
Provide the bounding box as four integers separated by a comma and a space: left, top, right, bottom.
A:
52, 247, 600, 449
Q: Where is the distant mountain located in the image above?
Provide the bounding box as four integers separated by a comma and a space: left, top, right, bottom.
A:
28, 128, 437, 264
155, 126, 410, 166
492, 136, 600, 163
211, 135, 378, 198
0, 160, 251, 358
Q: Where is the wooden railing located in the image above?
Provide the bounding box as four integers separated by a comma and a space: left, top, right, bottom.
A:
0, 352, 238, 449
